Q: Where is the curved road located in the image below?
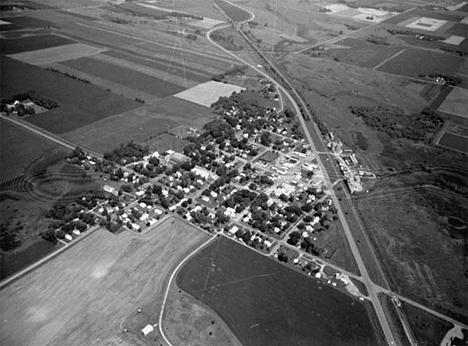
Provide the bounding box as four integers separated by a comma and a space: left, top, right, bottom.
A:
207, 1, 397, 345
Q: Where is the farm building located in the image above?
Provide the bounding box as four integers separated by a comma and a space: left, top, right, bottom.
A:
141, 324, 154, 336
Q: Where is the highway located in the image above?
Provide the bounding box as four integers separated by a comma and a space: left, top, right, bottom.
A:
209, 1, 398, 344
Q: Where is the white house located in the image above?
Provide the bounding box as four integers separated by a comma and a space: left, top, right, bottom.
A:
141, 324, 154, 336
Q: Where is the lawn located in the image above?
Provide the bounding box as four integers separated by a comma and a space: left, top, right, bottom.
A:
177, 236, 384, 346
1, 56, 140, 134
0, 34, 74, 54
62, 56, 185, 97
0, 217, 209, 346
214, 0, 251, 22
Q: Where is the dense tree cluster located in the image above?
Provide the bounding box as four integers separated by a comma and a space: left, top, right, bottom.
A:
104, 141, 149, 164
1, 90, 59, 111
351, 106, 446, 142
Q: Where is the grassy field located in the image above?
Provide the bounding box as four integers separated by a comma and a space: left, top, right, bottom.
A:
354, 182, 468, 321
63, 96, 216, 153
320, 38, 405, 69
0, 217, 209, 346
438, 87, 468, 118
161, 279, 242, 346
1, 56, 140, 134
214, 0, 251, 22
0, 34, 74, 54
177, 236, 384, 346
401, 301, 453, 346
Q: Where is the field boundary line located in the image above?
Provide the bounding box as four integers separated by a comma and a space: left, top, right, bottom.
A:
0, 226, 101, 290
0, 114, 103, 159
373, 48, 407, 70
158, 235, 218, 346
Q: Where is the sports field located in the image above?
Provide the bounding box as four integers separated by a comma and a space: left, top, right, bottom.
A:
0, 217, 209, 346
177, 237, 384, 346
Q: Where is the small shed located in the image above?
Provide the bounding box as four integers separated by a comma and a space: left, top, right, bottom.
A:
141, 324, 154, 336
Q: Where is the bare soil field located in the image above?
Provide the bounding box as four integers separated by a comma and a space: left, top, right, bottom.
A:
62, 96, 216, 153
162, 280, 242, 346
1, 56, 140, 134
0, 34, 74, 55
0, 217, 209, 346
177, 236, 385, 346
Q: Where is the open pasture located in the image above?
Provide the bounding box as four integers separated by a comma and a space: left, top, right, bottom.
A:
214, 0, 251, 22
9, 43, 106, 66
322, 38, 404, 69
1, 56, 140, 134
177, 236, 384, 346
63, 96, 216, 153
0, 34, 74, 55
61, 56, 185, 98
0, 217, 209, 346
375, 48, 466, 84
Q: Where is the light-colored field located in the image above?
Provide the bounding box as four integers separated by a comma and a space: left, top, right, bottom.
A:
443, 35, 465, 45
188, 18, 225, 29
174, 81, 245, 107
0, 20, 11, 25
8, 43, 105, 66
406, 17, 447, 32
438, 87, 468, 118
0, 217, 209, 346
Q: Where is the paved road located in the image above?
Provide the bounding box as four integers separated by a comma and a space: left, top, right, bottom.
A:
208, 2, 398, 344
0, 114, 103, 159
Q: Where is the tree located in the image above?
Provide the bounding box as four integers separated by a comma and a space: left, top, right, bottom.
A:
40, 229, 58, 245
278, 252, 289, 262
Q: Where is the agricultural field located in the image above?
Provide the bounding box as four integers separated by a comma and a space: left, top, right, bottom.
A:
438, 87, 468, 118
175, 81, 245, 107
177, 236, 385, 346
438, 132, 468, 153
61, 56, 185, 98
214, 0, 251, 22
62, 96, 217, 153
375, 48, 467, 86
162, 280, 242, 346
0, 34, 74, 55
0, 56, 140, 134
0, 217, 210, 346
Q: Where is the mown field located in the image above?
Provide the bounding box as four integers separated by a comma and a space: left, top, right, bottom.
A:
1, 56, 140, 134
177, 236, 384, 346
0, 217, 209, 346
